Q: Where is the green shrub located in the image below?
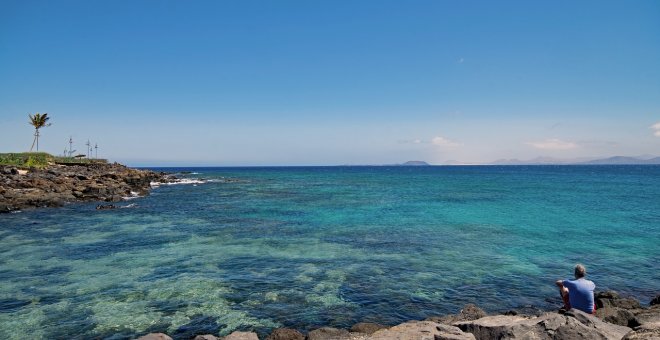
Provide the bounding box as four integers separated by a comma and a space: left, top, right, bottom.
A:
0, 152, 52, 168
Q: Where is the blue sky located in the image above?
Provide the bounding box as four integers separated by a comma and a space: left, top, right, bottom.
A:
1, 0, 659, 165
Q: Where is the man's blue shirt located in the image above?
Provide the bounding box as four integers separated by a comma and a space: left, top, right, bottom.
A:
563, 278, 596, 313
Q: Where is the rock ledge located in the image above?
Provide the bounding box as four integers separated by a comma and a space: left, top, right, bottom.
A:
0, 163, 171, 212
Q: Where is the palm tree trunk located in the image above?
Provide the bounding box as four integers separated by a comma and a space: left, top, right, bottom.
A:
30, 130, 38, 152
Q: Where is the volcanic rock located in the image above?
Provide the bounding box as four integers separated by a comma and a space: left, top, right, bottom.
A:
349, 322, 388, 334
596, 291, 642, 310
193, 335, 218, 340
305, 327, 351, 340
137, 333, 173, 340
0, 163, 172, 212
456, 309, 631, 340
426, 304, 488, 324
222, 331, 259, 340
265, 328, 305, 340
370, 321, 475, 340
650, 295, 660, 306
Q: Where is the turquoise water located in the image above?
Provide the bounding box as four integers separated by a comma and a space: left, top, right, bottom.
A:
1, 165, 659, 339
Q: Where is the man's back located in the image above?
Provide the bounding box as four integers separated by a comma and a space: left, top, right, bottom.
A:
563, 278, 595, 313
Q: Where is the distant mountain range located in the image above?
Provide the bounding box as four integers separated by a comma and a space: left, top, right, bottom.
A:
490, 156, 660, 165
381, 156, 660, 166
581, 156, 660, 165
398, 161, 430, 166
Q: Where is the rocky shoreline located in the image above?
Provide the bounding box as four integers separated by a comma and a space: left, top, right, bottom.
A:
136, 291, 659, 340
0, 163, 173, 213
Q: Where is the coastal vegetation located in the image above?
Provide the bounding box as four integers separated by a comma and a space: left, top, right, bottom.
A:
0, 152, 107, 169
0, 152, 52, 168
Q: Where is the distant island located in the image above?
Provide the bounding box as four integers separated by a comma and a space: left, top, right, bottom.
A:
398, 161, 430, 166
581, 156, 660, 165
389, 156, 660, 166
353, 156, 660, 167
490, 155, 660, 165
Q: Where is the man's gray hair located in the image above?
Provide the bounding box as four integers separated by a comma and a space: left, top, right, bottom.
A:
574, 264, 586, 278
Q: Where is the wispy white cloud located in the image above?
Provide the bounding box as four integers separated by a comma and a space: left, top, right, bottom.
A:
399, 135, 461, 147
432, 136, 461, 147
398, 139, 425, 144
651, 122, 660, 137
527, 138, 577, 150
457, 58, 465, 64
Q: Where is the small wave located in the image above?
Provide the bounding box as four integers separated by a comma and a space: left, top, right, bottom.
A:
122, 191, 142, 200
121, 203, 137, 208
151, 178, 207, 186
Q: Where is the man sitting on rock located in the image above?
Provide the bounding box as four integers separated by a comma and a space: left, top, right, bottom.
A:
555, 264, 596, 314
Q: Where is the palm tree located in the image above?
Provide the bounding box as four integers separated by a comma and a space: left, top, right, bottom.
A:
28, 113, 51, 152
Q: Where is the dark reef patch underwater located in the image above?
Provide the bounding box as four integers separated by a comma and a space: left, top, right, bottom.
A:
1, 165, 659, 339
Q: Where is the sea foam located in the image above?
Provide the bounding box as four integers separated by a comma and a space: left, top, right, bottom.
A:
150, 178, 207, 187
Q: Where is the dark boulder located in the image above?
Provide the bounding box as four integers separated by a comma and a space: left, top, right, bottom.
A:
596, 291, 642, 310
595, 307, 637, 327
650, 295, 660, 306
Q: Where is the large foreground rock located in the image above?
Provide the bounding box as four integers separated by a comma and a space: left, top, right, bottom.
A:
622, 323, 660, 339
457, 309, 631, 340
594, 291, 660, 338
370, 321, 475, 340
305, 321, 476, 340
623, 305, 660, 340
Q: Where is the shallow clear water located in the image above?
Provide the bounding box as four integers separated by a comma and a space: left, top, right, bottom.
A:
1, 165, 659, 339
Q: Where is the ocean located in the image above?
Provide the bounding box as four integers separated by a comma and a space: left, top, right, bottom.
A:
1, 165, 658, 339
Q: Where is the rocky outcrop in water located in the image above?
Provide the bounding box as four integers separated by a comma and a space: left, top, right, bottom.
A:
0, 163, 172, 212
135, 292, 660, 340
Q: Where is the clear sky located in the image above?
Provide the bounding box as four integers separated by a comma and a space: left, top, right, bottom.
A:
1, 0, 659, 166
